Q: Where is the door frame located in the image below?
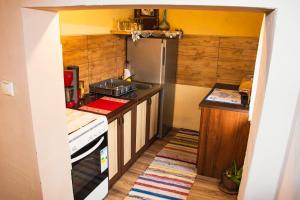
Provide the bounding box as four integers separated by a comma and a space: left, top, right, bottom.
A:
20, 1, 300, 199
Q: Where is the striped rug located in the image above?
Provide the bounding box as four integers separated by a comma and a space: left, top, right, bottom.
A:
126, 130, 198, 200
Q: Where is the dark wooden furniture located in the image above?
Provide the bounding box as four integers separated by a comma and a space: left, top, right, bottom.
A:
134, 9, 159, 30
197, 83, 250, 179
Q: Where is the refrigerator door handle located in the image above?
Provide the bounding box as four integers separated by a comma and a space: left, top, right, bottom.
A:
162, 46, 166, 67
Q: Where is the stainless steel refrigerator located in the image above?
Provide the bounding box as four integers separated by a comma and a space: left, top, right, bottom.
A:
127, 38, 178, 138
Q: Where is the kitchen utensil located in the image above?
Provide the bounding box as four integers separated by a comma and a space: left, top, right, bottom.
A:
66, 100, 76, 108
64, 70, 73, 86
65, 87, 74, 102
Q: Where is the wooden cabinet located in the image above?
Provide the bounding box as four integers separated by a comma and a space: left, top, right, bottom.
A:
108, 106, 135, 185
149, 93, 159, 140
135, 100, 147, 153
197, 107, 250, 179
108, 91, 160, 187
123, 110, 132, 166
108, 120, 119, 180
135, 92, 160, 154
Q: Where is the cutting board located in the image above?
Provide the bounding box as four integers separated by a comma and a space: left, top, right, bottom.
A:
79, 96, 129, 115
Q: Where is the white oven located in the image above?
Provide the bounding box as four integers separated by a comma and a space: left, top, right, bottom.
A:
66, 109, 109, 200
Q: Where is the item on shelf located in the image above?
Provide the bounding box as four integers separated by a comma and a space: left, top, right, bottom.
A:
123, 68, 132, 81
134, 9, 159, 30
79, 80, 85, 99
130, 30, 183, 42
117, 19, 131, 31
239, 75, 253, 106
159, 9, 170, 30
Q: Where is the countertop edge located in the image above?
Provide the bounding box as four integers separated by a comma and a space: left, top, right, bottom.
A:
199, 83, 249, 113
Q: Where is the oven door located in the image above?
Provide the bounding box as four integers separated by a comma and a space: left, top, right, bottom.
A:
71, 132, 108, 200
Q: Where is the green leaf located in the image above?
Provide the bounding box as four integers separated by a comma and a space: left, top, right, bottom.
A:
237, 168, 243, 177
230, 177, 241, 185
233, 160, 237, 174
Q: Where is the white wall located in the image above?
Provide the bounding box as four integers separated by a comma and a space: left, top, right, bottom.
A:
173, 84, 211, 131
238, 3, 300, 198
277, 92, 300, 199
0, 1, 42, 199
21, 8, 73, 200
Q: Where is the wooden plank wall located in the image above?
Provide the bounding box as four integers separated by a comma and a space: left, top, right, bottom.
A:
61, 34, 258, 91
177, 35, 258, 87
61, 34, 125, 92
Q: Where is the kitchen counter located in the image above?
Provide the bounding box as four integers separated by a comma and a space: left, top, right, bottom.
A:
118, 83, 161, 103
77, 82, 161, 122
199, 83, 249, 112
197, 83, 250, 178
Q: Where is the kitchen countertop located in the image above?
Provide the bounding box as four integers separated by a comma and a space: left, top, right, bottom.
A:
77, 82, 161, 121
119, 83, 161, 103
199, 83, 249, 112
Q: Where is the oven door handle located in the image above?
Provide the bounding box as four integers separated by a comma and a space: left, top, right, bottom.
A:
71, 136, 104, 164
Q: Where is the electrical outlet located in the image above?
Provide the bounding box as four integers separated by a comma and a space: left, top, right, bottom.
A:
1, 80, 15, 96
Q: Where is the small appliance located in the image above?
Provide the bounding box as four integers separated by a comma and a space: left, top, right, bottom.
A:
64, 66, 79, 108
66, 109, 109, 200
239, 76, 253, 106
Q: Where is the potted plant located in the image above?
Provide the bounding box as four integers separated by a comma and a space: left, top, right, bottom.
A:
219, 161, 243, 194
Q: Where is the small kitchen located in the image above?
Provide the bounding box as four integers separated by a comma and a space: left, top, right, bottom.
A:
60, 8, 263, 200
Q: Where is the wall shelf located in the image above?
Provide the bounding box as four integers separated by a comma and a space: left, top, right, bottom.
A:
111, 30, 183, 39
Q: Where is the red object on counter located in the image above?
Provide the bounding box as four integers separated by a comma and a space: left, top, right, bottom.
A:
79, 96, 129, 114
64, 70, 73, 86
66, 101, 76, 108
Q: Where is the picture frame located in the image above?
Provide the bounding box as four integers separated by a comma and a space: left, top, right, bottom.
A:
134, 9, 159, 30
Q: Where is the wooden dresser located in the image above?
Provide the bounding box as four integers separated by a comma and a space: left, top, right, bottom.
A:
197, 83, 250, 179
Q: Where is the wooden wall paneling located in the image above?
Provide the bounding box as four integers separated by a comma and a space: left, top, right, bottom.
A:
87, 35, 118, 49
177, 57, 218, 87
87, 47, 116, 62
219, 37, 259, 49
61, 34, 259, 89
218, 48, 257, 61
176, 35, 258, 87
217, 37, 258, 85
116, 56, 126, 78
176, 35, 220, 87
61, 34, 126, 94
61, 35, 87, 51
62, 50, 88, 66
180, 35, 220, 47
89, 58, 118, 84
178, 45, 219, 58
217, 60, 255, 84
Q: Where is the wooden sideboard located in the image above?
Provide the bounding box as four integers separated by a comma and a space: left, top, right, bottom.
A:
197, 84, 250, 179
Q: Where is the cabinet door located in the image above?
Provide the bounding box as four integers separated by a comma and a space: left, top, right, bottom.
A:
108, 119, 118, 180
123, 110, 132, 166
149, 93, 159, 140
198, 107, 250, 178
136, 101, 147, 152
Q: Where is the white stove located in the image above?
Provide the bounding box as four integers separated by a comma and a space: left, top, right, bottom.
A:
66, 109, 109, 200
